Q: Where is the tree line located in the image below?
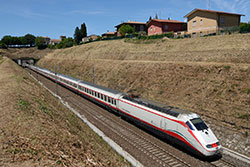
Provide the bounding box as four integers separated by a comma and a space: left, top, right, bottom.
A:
0, 34, 36, 48
74, 22, 87, 44
0, 22, 88, 49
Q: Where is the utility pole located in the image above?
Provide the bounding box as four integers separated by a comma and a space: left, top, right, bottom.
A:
92, 64, 95, 84
55, 66, 58, 95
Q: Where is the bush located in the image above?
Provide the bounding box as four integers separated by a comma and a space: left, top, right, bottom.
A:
119, 24, 135, 37
240, 22, 250, 33
56, 37, 75, 49
0, 41, 7, 49
48, 44, 56, 49
35, 37, 47, 49
137, 32, 174, 40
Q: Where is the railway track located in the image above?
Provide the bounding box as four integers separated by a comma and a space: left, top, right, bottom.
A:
209, 159, 235, 167
69, 96, 190, 167
27, 68, 249, 167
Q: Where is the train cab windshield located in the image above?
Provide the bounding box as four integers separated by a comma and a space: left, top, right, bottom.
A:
190, 118, 208, 131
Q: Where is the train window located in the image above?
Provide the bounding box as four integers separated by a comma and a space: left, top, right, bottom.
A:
95, 92, 97, 97
104, 96, 107, 101
190, 118, 208, 131
186, 121, 194, 130
108, 97, 111, 103
114, 100, 116, 105
101, 94, 103, 100
98, 93, 100, 98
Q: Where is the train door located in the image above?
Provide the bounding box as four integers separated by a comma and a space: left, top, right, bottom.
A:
160, 118, 167, 130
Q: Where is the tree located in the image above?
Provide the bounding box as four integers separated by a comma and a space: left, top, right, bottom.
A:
0, 41, 7, 48
154, 13, 158, 19
35, 37, 46, 49
56, 37, 75, 49
74, 27, 82, 44
80, 23, 87, 38
240, 22, 250, 33
118, 24, 135, 37
1, 35, 12, 46
24, 34, 36, 46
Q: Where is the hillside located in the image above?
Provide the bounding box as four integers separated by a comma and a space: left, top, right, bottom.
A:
0, 56, 130, 166
0, 47, 54, 60
37, 34, 250, 132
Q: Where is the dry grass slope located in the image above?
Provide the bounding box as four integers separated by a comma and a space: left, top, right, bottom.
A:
0, 57, 130, 166
38, 34, 250, 133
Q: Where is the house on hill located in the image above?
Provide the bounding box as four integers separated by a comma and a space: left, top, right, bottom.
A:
115, 21, 147, 36
184, 8, 245, 37
42, 37, 51, 45
102, 32, 117, 39
147, 19, 187, 35
82, 34, 99, 42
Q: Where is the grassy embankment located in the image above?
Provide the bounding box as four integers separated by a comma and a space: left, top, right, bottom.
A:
37, 34, 250, 133
0, 57, 130, 166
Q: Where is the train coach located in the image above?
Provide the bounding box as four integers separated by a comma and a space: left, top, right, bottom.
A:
27, 65, 221, 157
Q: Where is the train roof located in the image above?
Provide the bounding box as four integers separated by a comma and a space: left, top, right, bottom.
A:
59, 74, 80, 82
59, 72, 122, 95
122, 95, 191, 118
79, 80, 122, 95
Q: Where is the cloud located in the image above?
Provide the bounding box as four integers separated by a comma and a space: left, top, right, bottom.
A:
211, 0, 250, 14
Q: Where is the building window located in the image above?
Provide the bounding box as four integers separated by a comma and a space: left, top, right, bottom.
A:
200, 19, 203, 26
192, 20, 196, 27
140, 25, 144, 31
150, 27, 153, 32
220, 17, 225, 24
200, 32, 203, 37
192, 32, 196, 38
165, 25, 169, 30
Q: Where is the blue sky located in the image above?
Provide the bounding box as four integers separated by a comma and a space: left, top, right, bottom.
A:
0, 0, 249, 39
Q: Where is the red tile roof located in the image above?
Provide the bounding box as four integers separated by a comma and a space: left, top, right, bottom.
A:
115, 21, 146, 28
50, 39, 61, 42
184, 8, 245, 18
103, 32, 116, 35
148, 19, 186, 24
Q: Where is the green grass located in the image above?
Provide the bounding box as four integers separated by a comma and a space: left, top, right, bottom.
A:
238, 114, 249, 120
18, 98, 30, 111
246, 89, 250, 94
224, 65, 231, 70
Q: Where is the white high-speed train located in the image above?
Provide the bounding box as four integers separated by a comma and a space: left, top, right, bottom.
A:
28, 65, 221, 157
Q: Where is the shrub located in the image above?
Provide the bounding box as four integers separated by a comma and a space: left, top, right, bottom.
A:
224, 65, 231, 70
240, 22, 250, 33
246, 89, 250, 94
35, 37, 47, 49
0, 41, 7, 48
119, 24, 135, 37
56, 37, 75, 49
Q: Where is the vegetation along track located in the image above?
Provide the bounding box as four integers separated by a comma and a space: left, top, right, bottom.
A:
26, 68, 247, 167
